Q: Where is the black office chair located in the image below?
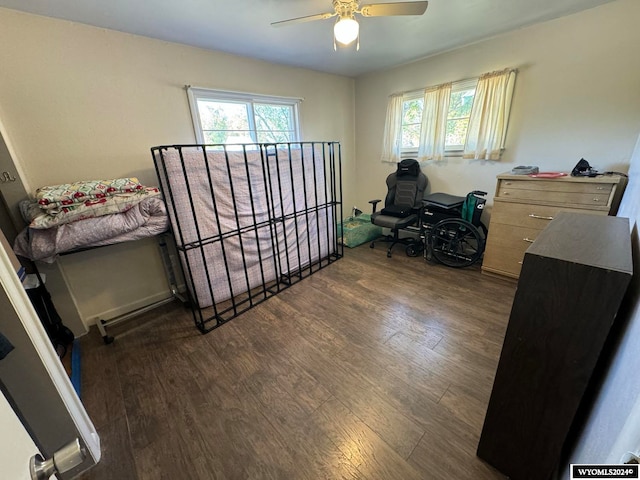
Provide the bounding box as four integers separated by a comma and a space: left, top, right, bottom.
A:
369, 159, 428, 257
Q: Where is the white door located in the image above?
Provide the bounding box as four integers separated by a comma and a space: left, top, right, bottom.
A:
0, 389, 39, 480
0, 234, 101, 478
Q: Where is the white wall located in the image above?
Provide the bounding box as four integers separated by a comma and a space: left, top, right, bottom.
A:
354, 0, 640, 216
0, 7, 355, 326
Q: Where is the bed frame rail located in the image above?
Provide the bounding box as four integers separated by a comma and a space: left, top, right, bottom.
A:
151, 141, 343, 333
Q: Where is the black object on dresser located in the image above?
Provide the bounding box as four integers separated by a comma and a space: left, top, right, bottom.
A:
477, 212, 633, 480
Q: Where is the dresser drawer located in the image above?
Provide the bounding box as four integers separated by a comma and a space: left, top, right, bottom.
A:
482, 224, 542, 277
485, 223, 541, 251
482, 244, 525, 278
497, 188, 611, 207
490, 201, 607, 229
497, 179, 613, 195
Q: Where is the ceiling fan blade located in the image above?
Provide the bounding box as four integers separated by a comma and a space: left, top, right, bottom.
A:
359, 1, 428, 17
271, 12, 335, 27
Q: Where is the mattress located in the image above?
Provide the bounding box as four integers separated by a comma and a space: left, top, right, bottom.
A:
154, 144, 336, 309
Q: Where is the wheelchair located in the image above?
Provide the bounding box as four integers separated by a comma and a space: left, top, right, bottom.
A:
405, 191, 488, 268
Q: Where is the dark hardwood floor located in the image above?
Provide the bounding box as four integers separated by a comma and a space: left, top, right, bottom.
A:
79, 244, 516, 480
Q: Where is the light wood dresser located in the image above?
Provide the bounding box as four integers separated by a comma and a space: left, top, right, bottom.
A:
481, 172, 626, 279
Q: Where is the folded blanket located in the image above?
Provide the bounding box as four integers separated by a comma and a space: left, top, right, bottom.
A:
36, 178, 144, 210
14, 196, 169, 262
22, 187, 161, 229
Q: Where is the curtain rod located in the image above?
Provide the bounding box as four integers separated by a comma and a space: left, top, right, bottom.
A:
391, 68, 518, 97
185, 85, 304, 102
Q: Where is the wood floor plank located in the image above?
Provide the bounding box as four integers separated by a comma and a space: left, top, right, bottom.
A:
312, 396, 424, 480
333, 336, 451, 405
185, 345, 304, 480
147, 348, 230, 479
384, 329, 496, 395
78, 334, 126, 430
116, 351, 211, 480
304, 262, 499, 351
438, 383, 492, 434
409, 419, 506, 480
244, 306, 426, 460
432, 332, 504, 379
385, 328, 443, 350
117, 351, 170, 452
404, 390, 505, 479
225, 317, 333, 415
295, 338, 426, 460
241, 370, 370, 480
79, 244, 515, 480
252, 290, 353, 357
78, 415, 138, 480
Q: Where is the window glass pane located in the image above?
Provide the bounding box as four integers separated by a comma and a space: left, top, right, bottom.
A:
257, 131, 294, 143
254, 104, 292, 132
403, 99, 423, 124
203, 131, 226, 144
402, 124, 421, 148
446, 118, 469, 147
445, 87, 475, 149
402, 99, 423, 149
197, 100, 250, 143
448, 89, 475, 119
224, 131, 255, 144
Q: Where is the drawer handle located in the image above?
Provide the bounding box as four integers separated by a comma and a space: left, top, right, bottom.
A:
523, 238, 535, 243
529, 214, 553, 220
504, 182, 512, 185
503, 191, 509, 195
593, 198, 601, 202
596, 187, 605, 190
518, 261, 523, 265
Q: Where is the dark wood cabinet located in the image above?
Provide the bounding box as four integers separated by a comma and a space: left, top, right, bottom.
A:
477, 212, 633, 480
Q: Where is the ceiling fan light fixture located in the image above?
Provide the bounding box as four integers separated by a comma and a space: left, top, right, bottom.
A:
334, 17, 359, 45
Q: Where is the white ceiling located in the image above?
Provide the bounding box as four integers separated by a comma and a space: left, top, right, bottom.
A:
0, 0, 616, 77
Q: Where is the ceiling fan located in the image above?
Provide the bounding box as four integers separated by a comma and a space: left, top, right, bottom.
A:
271, 1, 429, 50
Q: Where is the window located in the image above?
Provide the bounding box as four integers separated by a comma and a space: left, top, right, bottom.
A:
401, 93, 424, 149
400, 79, 477, 154
445, 80, 477, 150
187, 87, 301, 145
383, 69, 515, 163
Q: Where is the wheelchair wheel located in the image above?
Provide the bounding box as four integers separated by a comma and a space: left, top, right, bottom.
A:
429, 218, 484, 268
405, 242, 423, 257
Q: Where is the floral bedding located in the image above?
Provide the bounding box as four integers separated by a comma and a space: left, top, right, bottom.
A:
14, 178, 169, 262
22, 187, 161, 229
36, 177, 144, 211
13, 196, 169, 262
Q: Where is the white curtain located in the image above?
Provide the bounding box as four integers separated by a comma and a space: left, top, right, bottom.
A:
417, 83, 452, 162
463, 69, 516, 160
381, 93, 404, 163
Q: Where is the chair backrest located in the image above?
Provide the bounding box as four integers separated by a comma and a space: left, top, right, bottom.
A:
384, 159, 428, 210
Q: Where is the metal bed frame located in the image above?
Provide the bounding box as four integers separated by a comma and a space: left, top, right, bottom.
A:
152, 142, 343, 334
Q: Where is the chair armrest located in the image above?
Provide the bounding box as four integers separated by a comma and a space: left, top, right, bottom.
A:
369, 199, 381, 213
